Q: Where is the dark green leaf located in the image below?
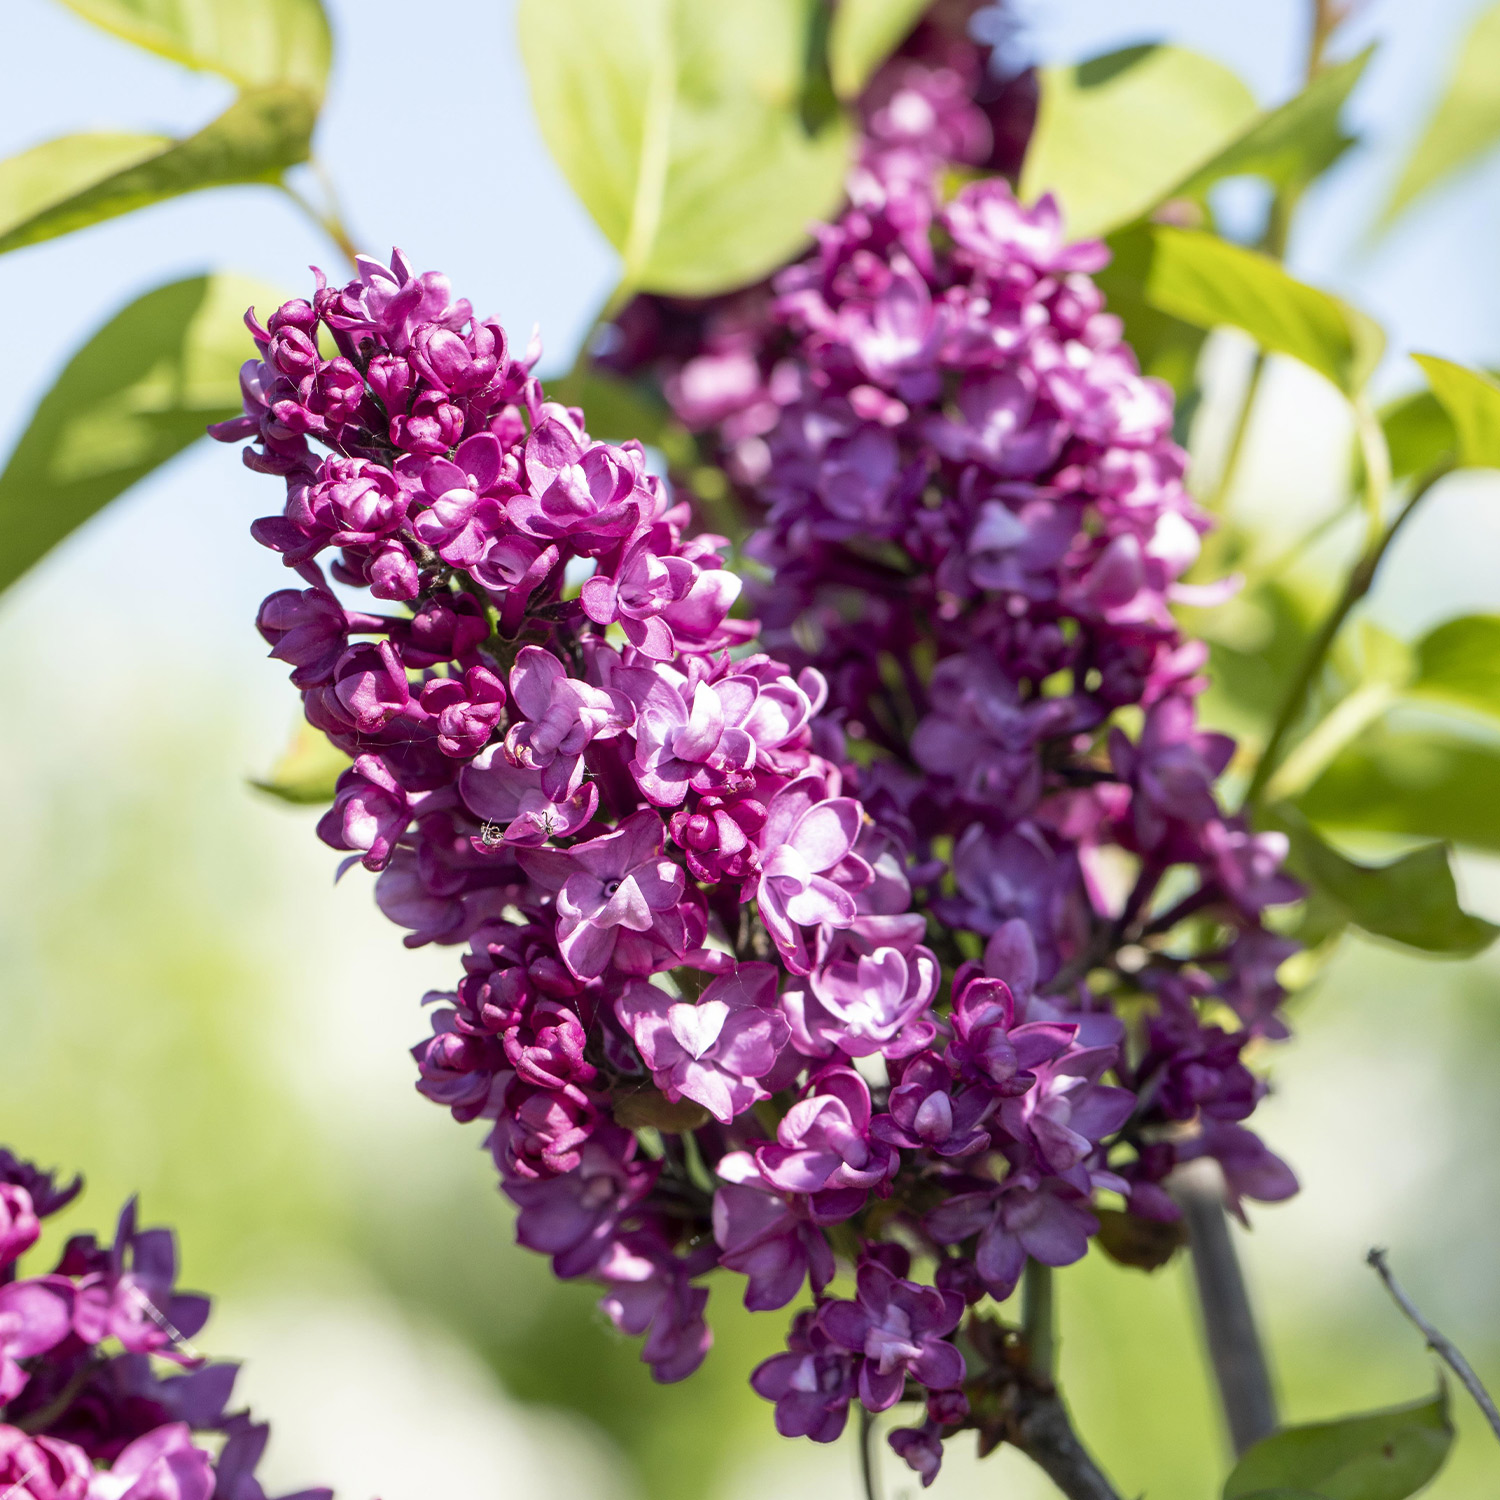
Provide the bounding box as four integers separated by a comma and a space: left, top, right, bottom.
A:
1173, 47, 1372, 200
0, 273, 279, 593
1379, 1, 1500, 230
251, 723, 350, 805
1144, 227, 1384, 394
547, 362, 670, 448
1411, 354, 1500, 468
1411, 614, 1500, 718
0, 87, 316, 256
1223, 1389, 1452, 1500
1020, 45, 1257, 239
1094, 1207, 1187, 1271
827, 0, 927, 99
1301, 728, 1500, 853
518, 0, 853, 297
1272, 809, 1497, 955
57, 0, 332, 97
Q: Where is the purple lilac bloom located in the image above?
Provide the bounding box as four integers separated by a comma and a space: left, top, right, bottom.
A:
0, 1150, 329, 1500
216, 67, 1301, 1471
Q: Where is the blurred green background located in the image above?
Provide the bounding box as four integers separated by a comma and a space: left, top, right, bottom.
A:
4, 0, 1500, 1495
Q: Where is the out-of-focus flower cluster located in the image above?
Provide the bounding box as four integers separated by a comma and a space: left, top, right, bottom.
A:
217, 26, 1299, 1481
0, 1150, 328, 1500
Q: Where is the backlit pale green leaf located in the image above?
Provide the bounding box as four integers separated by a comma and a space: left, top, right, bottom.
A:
0, 273, 280, 593
1301, 728, 1500, 853
1173, 47, 1372, 201
1145, 227, 1384, 394
1224, 1389, 1452, 1500
827, 0, 928, 98
1410, 614, 1500, 718
57, 0, 332, 97
0, 88, 315, 255
1379, 1, 1500, 229
1411, 354, 1500, 468
519, 0, 853, 298
0, 133, 170, 241
1020, 45, 1257, 239
1381, 387, 1455, 481
252, 722, 350, 805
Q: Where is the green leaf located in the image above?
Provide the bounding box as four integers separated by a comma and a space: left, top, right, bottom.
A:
1143, 227, 1384, 394
1172, 47, 1372, 201
1223, 1389, 1453, 1500
1379, 1, 1500, 230
1019, 45, 1257, 239
1410, 614, 1500, 719
0, 87, 316, 256
0, 133, 171, 240
518, 0, 853, 298
1411, 354, 1500, 468
1301, 728, 1500, 854
547, 361, 670, 448
1094, 222, 1206, 397
0, 272, 279, 593
1381, 388, 1455, 481
1273, 809, 1497, 956
827, 0, 927, 99
252, 723, 350, 805
56, 0, 332, 97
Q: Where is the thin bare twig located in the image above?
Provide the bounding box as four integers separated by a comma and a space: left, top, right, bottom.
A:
1367, 1248, 1500, 1442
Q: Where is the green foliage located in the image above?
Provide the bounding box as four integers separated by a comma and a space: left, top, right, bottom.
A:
1020, 44, 1257, 239
0, 273, 278, 593
1273, 809, 1497, 956
1171, 48, 1372, 203
518, 0, 852, 297
547, 362, 670, 448
1095, 222, 1206, 396
1301, 728, 1500, 854
1223, 1389, 1453, 1500
1381, 387, 1455, 481
827, 0, 927, 99
252, 723, 350, 805
1380, 1, 1500, 230
1410, 614, 1500, 720
1411, 355, 1500, 469
1143, 227, 1384, 394
56, 0, 332, 97
0, 133, 170, 240
0, 88, 317, 255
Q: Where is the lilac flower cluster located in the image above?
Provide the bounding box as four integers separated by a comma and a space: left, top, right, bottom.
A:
218, 209, 1298, 1483
0, 1150, 327, 1500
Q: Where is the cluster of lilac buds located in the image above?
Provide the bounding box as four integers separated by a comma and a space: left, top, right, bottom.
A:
218, 184, 1299, 1480
0, 1149, 327, 1500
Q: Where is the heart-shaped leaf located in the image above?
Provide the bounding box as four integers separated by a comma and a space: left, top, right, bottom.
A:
0, 87, 316, 256
1411, 354, 1500, 468
0, 272, 281, 593
1020, 45, 1257, 239
1143, 227, 1384, 395
519, 0, 852, 297
827, 0, 928, 99
1379, 1, 1500, 230
1224, 1389, 1452, 1500
57, 0, 332, 97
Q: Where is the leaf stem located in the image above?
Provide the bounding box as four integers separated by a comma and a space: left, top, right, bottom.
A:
1023, 1258, 1056, 1380
859, 1406, 881, 1500
1243, 459, 1452, 809
277, 176, 360, 271
1177, 1172, 1278, 1456
1205, 350, 1264, 512
1368, 1248, 1500, 1442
